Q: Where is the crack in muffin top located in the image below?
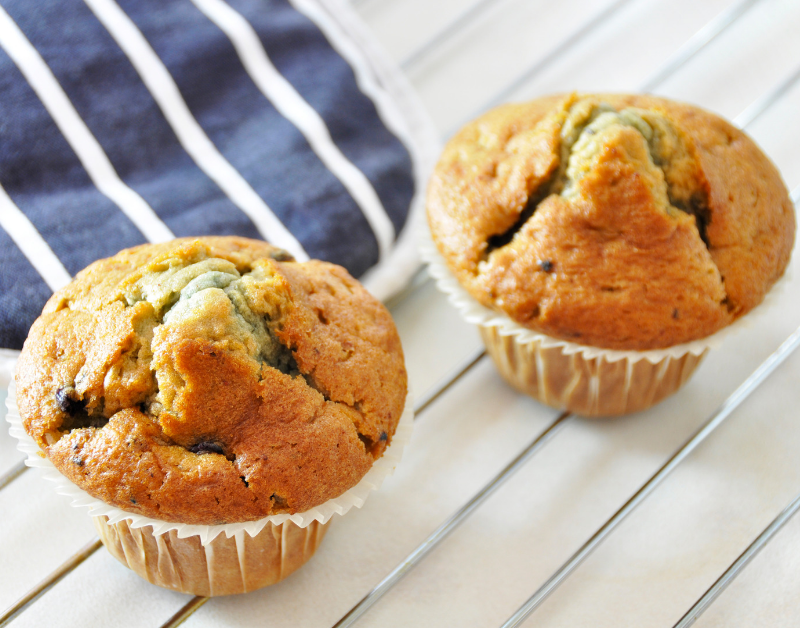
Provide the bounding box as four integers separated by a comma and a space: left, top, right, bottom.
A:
16, 237, 407, 525
426, 93, 795, 350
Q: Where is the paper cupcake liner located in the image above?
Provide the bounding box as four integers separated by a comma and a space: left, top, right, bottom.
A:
418, 225, 790, 364
5, 381, 414, 546
93, 515, 329, 596
478, 325, 707, 416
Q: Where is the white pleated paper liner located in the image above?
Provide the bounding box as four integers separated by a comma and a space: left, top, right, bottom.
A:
6, 381, 414, 546
419, 224, 791, 364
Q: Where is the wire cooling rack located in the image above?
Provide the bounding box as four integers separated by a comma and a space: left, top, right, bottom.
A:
2, 0, 800, 626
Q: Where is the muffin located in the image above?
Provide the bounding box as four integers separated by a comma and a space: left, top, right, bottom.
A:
425, 93, 794, 415
13, 236, 409, 595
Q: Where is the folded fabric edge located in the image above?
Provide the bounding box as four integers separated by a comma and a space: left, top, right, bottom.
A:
291, 0, 442, 302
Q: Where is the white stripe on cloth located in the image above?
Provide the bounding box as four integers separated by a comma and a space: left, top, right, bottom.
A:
191, 0, 395, 261
83, 0, 309, 261
0, 184, 72, 292
0, 5, 174, 244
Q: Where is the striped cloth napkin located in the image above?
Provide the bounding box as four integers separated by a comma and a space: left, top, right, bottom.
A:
0, 0, 438, 381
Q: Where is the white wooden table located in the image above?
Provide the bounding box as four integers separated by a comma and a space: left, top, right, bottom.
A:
3, 0, 800, 626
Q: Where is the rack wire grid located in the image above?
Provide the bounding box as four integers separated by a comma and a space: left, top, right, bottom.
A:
2, 0, 800, 626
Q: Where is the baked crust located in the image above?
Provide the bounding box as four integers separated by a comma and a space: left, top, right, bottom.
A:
16, 237, 407, 524
427, 93, 795, 350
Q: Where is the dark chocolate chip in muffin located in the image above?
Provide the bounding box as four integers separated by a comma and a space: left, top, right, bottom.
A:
271, 493, 288, 509
55, 385, 83, 415
189, 441, 226, 456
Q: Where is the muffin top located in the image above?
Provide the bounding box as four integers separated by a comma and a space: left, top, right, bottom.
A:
427, 93, 795, 350
16, 237, 407, 525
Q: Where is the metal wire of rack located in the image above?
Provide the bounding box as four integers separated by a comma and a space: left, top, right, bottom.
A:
2, 0, 800, 626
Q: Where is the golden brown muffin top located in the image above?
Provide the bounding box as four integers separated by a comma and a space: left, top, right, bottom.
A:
16, 237, 407, 525
427, 93, 795, 350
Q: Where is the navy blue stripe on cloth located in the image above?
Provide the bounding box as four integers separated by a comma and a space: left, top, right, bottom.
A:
0, 45, 146, 275
117, 0, 382, 277
2, 0, 262, 241
0, 228, 53, 350
231, 0, 415, 237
